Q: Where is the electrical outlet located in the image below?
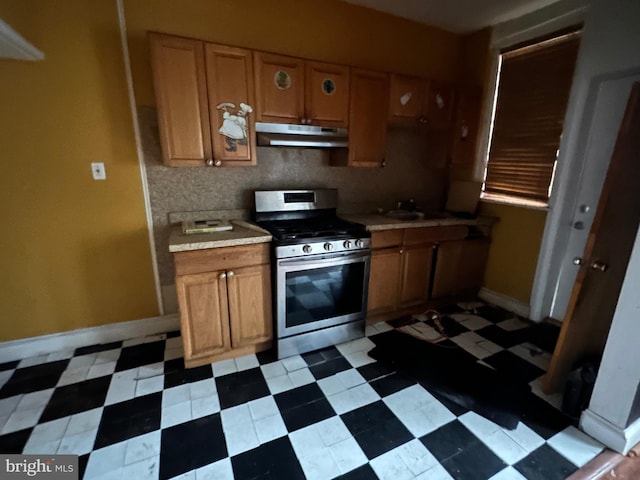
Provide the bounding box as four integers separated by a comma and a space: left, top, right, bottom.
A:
91, 162, 106, 180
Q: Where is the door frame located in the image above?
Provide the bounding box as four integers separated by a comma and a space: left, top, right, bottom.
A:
530, 67, 640, 321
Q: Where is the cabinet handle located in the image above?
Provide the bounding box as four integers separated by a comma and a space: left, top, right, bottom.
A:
227, 271, 235, 278
399, 249, 404, 254
380, 159, 386, 168
214, 159, 222, 167
219, 272, 226, 279
206, 158, 214, 166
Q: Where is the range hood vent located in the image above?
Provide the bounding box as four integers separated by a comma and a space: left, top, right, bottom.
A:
255, 122, 348, 148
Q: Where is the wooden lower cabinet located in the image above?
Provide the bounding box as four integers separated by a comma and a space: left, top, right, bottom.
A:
432, 238, 490, 299
400, 243, 435, 306
367, 247, 402, 315
174, 244, 273, 367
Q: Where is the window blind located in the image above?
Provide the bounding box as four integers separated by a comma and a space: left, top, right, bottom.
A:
484, 31, 581, 202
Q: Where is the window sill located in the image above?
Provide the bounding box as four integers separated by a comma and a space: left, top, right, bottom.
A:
480, 192, 549, 211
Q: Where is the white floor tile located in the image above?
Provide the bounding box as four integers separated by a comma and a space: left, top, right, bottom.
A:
85, 442, 128, 479
336, 337, 375, 356
289, 424, 327, 458
318, 370, 367, 397
260, 361, 286, 379
234, 354, 259, 372
164, 348, 183, 362
384, 384, 437, 411
105, 378, 136, 406
281, 355, 307, 372
57, 367, 90, 387
169, 471, 195, 480
458, 411, 501, 438
254, 413, 287, 444
189, 379, 217, 400
477, 339, 504, 355
414, 464, 455, 480
2, 406, 45, 434
396, 439, 440, 476
0, 396, 21, 417
161, 401, 192, 428
0, 371, 13, 390
547, 426, 605, 467
220, 404, 259, 456
489, 466, 528, 480
326, 383, 380, 414
18, 355, 49, 368
67, 355, 97, 370
122, 337, 146, 348
121, 455, 159, 480
57, 428, 98, 455
497, 318, 529, 331
483, 429, 529, 464
344, 350, 375, 368
529, 376, 564, 410
329, 436, 367, 474
457, 301, 486, 311
46, 350, 74, 362
124, 430, 161, 465
135, 375, 164, 397
459, 317, 493, 331
195, 458, 234, 480
248, 397, 279, 421
24, 417, 70, 448
212, 359, 237, 377
87, 361, 117, 380
191, 396, 220, 419
298, 450, 341, 480
314, 416, 351, 447
509, 343, 551, 371
265, 373, 294, 395
138, 362, 164, 378
16, 388, 54, 410
503, 422, 545, 453
95, 349, 121, 365
66, 407, 103, 436
288, 368, 315, 388
22, 437, 62, 454
370, 448, 415, 480
162, 385, 191, 408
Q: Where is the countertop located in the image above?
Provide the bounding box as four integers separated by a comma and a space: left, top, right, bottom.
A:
342, 213, 497, 231
169, 220, 272, 253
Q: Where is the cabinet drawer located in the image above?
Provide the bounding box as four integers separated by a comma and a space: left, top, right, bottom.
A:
174, 243, 270, 276
371, 229, 404, 249
403, 225, 468, 245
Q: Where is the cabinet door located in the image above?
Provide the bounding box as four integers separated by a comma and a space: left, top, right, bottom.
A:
305, 61, 350, 127
254, 52, 305, 123
431, 240, 463, 299
457, 238, 490, 293
348, 69, 390, 167
227, 264, 273, 348
400, 244, 435, 306
451, 87, 483, 165
388, 74, 426, 123
176, 271, 231, 361
424, 81, 455, 128
150, 33, 211, 167
367, 247, 402, 315
205, 44, 257, 166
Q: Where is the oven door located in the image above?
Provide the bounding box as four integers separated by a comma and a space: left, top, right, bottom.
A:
276, 251, 370, 339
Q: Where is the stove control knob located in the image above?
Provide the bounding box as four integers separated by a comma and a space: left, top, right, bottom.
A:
355, 239, 364, 248
324, 242, 334, 252
303, 245, 312, 254
343, 240, 352, 249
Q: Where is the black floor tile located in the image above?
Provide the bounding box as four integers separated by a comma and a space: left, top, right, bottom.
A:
440, 440, 506, 480
420, 420, 479, 462
160, 413, 227, 479
526, 322, 561, 353
357, 362, 396, 382
280, 398, 336, 432
0, 428, 32, 453
301, 346, 342, 367
74, 341, 123, 357
163, 359, 213, 388
437, 304, 466, 314
216, 367, 269, 409
166, 330, 181, 338
335, 463, 378, 479
434, 316, 470, 337
475, 305, 513, 323
483, 350, 546, 383
93, 392, 162, 449
274, 383, 325, 411
370, 372, 416, 397
474, 325, 527, 349
514, 444, 578, 480
309, 356, 352, 380
256, 349, 278, 365
115, 341, 165, 372
0, 360, 19, 372
519, 394, 573, 439
231, 436, 305, 480
0, 360, 70, 398
78, 454, 89, 479
39, 376, 111, 422
341, 401, 413, 459
387, 316, 418, 328
426, 388, 469, 417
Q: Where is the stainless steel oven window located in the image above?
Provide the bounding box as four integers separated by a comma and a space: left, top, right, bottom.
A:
276, 252, 370, 338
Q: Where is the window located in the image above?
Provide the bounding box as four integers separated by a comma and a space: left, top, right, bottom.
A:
482, 30, 581, 207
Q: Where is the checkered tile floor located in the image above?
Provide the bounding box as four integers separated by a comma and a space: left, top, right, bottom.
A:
0, 301, 605, 479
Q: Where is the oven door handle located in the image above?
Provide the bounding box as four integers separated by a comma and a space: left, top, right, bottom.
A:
278, 251, 370, 268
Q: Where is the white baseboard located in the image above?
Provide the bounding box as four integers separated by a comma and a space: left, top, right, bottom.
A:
0, 314, 180, 363
581, 408, 640, 455
478, 287, 531, 319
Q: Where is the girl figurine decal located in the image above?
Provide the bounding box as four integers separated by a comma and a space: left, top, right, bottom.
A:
216, 102, 253, 152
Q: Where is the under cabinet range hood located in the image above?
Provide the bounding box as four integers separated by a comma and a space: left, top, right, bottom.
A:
255, 122, 348, 148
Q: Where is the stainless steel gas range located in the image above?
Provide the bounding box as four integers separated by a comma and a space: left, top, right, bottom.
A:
254, 189, 371, 359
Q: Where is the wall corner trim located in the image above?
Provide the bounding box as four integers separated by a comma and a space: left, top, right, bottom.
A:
0, 314, 180, 363
0, 17, 44, 61
478, 287, 531, 319
581, 408, 640, 455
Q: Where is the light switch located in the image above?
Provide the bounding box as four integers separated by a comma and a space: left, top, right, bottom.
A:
91, 162, 106, 180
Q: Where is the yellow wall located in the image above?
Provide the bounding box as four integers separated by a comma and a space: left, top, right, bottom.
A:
479, 203, 547, 305
123, 0, 462, 107
0, 0, 158, 341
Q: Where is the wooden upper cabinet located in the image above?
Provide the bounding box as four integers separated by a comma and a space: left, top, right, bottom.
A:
451, 87, 483, 165
305, 61, 350, 127
150, 33, 256, 167
205, 44, 257, 166
150, 33, 211, 167
254, 53, 349, 127
347, 69, 390, 167
424, 81, 456, 128
254, 52, 305, 124
388, 74, 426, 123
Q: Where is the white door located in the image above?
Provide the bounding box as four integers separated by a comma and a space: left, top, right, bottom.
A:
549, 74, 640, 320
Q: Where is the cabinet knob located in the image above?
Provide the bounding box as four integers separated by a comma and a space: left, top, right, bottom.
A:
380, 159, 386, 168
214, 159, 222, 167
206, 158, 214, 166
399, 249, 404, 254
590, 261, 608, 272
227, 271, 235, 278
219, 272, 226, 279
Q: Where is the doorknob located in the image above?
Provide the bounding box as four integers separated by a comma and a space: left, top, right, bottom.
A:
573, 221, 585, 230
573, 257, 584, 266
590, 261, 608, 272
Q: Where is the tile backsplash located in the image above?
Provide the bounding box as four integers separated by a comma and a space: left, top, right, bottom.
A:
139, 107, 448, 305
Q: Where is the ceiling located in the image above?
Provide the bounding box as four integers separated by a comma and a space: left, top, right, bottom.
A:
342, 0, 563, 33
